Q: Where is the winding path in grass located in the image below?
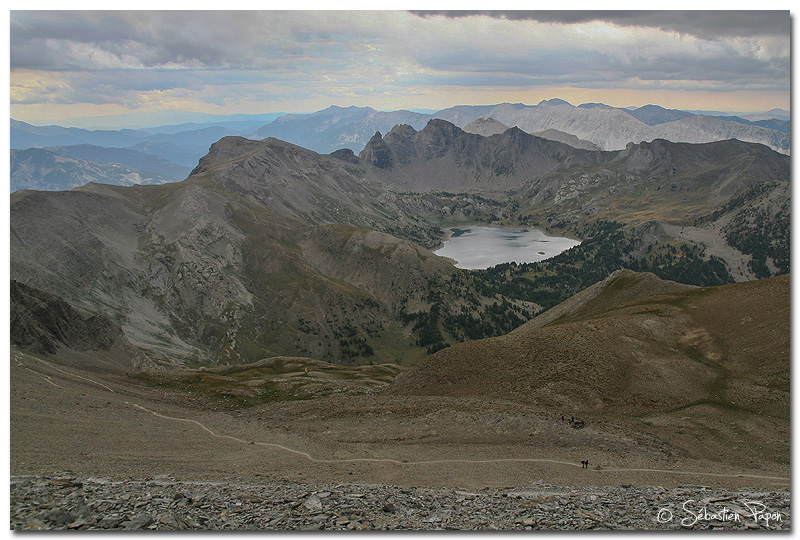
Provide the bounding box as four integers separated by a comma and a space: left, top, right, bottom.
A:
16, 352, 790, 483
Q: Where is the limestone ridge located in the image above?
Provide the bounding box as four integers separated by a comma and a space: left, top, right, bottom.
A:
513, 135, 789, 239
531, 129, 602, 151
626, 104, 694, 125
359, 120, 604, 192
463, 118, 603, 151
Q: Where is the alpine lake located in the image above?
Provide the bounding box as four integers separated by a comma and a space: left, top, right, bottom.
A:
434, 226, 582, 270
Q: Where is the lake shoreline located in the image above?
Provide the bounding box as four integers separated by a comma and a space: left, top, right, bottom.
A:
433, 225, 582, 270
434, 223, 583, 250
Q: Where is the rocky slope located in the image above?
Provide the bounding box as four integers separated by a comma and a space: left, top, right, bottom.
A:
10, 473, 789, 530
10, 137, 531, 367
512, 270, 693, 331
11, 281, 121, 354
10, 280, 147, 371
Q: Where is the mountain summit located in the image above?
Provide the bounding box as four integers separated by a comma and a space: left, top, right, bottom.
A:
359, 119, 603, 192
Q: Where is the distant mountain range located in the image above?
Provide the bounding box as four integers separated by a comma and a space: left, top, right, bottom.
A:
252, 106, 430, 155
10, 148, 183, 192
10, 119, 246, 173
29, 111, 286, 131
10, 99, 789, 193
43, 144, 191, 180
463, 118, 601, 150
250, 100, 790, 155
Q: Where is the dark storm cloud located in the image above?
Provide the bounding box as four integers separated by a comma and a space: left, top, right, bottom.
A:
414, 38, 788, 91
409, 11, 790, 39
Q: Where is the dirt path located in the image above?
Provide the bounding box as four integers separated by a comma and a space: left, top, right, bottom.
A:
131, 400, 788, 481
11, 351, 788, 489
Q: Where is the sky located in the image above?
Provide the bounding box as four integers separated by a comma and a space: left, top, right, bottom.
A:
8, 10, 793, 128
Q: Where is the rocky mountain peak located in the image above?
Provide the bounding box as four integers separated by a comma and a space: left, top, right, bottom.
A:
359, 120, 473, 167
384, 123, 418, 141
420, 118, 465, 137
324, 104, 376, 113
329, 148, 360, 163
615, 138, 676, 174
359, 131, 393, 168
626, 104, 694, 126
415, 119, 467, 158
537, 98, 571, 107
190, 136, 265, 176
463, 117, 511, 137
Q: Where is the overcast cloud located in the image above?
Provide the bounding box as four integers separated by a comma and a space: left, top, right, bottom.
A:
9, 10, 791, 124
409, 11, 790, 38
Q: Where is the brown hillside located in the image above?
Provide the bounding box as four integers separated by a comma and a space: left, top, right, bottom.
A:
387, 272, 789, 420
514, 269, 693, 331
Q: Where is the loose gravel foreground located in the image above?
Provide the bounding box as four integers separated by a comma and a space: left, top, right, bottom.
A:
10, 472, 790, 531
